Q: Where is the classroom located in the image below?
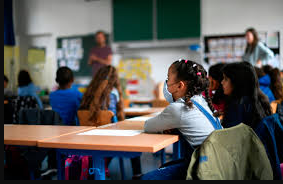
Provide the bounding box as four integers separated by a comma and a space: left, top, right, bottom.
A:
4, 0, 283, 180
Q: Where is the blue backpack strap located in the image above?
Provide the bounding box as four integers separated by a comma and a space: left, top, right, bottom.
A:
191, 99, 222, 130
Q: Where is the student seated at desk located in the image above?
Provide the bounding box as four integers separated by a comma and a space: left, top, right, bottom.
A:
49, 66, 83, 126
142, 59, 222, 180
79, 65, 125, 177
79, 65, 124, 123
17, 70, 43, 109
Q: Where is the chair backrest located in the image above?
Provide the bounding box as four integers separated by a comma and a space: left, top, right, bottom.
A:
11, 96, 39, 124
187, 123, 273, 180
77, 110, 114, 126
151, 99, 169, 107
19, 108, 64, 125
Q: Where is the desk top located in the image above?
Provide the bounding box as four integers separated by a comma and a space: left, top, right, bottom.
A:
4, 125, 95, 146
37, 121, 178, 153
124, 107, 164, 117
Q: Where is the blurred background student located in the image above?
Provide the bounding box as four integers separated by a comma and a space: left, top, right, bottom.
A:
49, 66, 83, 126
17, 70, 43, 109
242, 27, 274, 67
4, 75, 13, 98
208, 63, 226, 114
262, 65, 283, 102
254, 66, 275, 102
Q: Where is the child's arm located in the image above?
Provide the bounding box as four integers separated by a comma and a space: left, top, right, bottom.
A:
144, 104, 181, 134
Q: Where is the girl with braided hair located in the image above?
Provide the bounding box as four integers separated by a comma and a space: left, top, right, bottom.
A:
141, 59, 221, 180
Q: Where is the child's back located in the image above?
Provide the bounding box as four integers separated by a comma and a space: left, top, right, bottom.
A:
50, 67, 82, 125
50, 88, 82, 125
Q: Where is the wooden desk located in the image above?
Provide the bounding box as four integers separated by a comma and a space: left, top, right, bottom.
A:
37, 121, 178, 180
4, 125, 95, 146
124, 107, 164, 117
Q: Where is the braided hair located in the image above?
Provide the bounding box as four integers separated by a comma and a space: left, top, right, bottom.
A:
171, 59, 215, 113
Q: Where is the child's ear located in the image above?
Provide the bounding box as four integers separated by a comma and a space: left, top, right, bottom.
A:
179, 81, 186, 90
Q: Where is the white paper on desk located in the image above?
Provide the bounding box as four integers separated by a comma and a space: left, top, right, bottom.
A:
150, 112, 161, 116
124, 108, 150, 112
126, 117, 152, 121
77, 129, 144, 136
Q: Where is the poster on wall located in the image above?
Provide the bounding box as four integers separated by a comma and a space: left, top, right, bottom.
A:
117, 58, 154, 101
57, 38, 83, 72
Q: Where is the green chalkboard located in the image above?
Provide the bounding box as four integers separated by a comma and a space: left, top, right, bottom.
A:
157, 0, 200, 39
113, 0, 153, 42
56, 33, 109, 77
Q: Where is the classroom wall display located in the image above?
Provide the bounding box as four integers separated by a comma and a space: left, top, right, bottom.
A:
117, 58, 154, 100
28, 47, 45, 65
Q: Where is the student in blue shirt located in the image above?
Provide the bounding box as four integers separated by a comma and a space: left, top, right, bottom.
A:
17, 70, 43, 109
254, 66, 275, 102
49, 66, 83, 125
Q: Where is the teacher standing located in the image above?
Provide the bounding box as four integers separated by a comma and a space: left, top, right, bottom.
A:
88, 31, 113, 77
242, 27, 274, 67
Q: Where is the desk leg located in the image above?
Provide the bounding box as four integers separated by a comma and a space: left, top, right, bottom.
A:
160, 149, 166, 165
56, 150, 63, 180
173, 141, 181, 160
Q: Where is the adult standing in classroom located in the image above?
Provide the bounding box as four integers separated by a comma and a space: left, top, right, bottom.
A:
242, 27, 274, 67
88, 30, 113, 77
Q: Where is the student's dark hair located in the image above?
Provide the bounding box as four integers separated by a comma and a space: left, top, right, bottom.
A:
254, 66, 265, 78
18, 70, 32, 87
80, 65, 124, 122
4, 75, 9, 83
221, 62, 271, 128
171, 59, 215, 113
55, 66, 74, 87
262, 65, 283, 101
208, 63, 226, 105
245, 27, 259, 54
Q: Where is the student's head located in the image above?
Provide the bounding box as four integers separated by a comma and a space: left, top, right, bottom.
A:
208, 63, 226, 104
208, 63, 225, 91
168, 59, 214, 112
245, 27, 259, 54
95, 30, 106, 46
18, 70, 32, 87
80, 65, 124, 122
262, 65, 283, 101
245, 27, 259, 45
55, 66, 74, 89
221, 62, 271, 127
4, 75, 9, 89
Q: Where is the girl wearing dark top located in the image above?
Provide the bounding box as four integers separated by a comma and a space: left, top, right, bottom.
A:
221, 62, 272, 129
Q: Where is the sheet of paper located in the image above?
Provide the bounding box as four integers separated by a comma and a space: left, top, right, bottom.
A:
77, 129, 144, 136
124, 108, 150, 112
97, 123, 115, 128
126, 116, 152, 121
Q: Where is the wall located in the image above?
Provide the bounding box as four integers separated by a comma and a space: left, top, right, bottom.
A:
13, 0, 283, 90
